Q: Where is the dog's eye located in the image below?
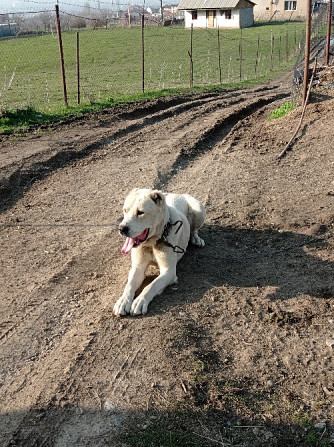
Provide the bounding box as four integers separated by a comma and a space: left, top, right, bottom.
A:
137, 210, 144, 216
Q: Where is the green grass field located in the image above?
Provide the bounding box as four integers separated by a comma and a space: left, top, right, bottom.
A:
0, 22, 305, 116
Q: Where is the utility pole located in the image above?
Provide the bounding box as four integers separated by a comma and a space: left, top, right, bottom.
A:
326, 0, 333, 65
302, 0, 312, 106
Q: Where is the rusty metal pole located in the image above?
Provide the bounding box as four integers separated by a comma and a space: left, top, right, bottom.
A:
141, 14, 145, 93
270, 33, 274, 71
326, 0, 333, 66
76, 32, 80, 105
217, 25, 222, 84
191, 23, 194, 87
55, 4, 68, 108
239, 28, 243, 81
189, 23, 194, 88
302, 0, 312, 106
255, 35, 259, 77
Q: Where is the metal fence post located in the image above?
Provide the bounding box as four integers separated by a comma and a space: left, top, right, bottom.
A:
217, 26, 222, 84
255, 35, 259, 77
270, 33, 274, 71
189, 23, 194, 88
55, 4, 68, 108
76, 32, 80, 105
239, 28, 242, 81
141, 14, 145, 93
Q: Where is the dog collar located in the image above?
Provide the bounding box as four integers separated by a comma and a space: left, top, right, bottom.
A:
158, 220, 185, 253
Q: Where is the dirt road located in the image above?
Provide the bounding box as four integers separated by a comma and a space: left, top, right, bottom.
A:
1, 70, 334, 446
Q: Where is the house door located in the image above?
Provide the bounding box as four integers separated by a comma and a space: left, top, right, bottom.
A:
207, 10, 216, 28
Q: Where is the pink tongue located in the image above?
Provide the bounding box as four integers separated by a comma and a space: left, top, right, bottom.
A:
121, 229, 148, 255
121, 237, 135, 255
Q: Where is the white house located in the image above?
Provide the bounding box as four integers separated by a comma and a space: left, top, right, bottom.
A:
177, 0, 255, 28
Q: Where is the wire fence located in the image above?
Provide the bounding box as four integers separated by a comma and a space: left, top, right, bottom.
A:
0, 6, 330, 113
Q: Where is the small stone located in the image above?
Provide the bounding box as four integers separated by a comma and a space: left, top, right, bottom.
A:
314, 422, 326, 430
114, 417, 123, 426
103, 399, 115, 411
326, 338, 334, 349
76, 406, 84, 415
264, 431, 274, 440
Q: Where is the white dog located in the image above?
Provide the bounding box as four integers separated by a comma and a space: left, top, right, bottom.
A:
113, 188, 205, 316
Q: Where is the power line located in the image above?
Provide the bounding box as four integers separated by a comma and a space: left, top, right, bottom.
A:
1, 9, 53, 14
8, 0, 54, 4
0, 0, 133, 15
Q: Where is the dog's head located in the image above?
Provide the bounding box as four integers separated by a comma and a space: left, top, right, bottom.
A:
119, 188, 165, 255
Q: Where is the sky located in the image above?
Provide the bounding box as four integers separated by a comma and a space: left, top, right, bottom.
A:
0, 0, 162, 14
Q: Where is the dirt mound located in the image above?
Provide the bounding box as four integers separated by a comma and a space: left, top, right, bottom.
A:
0, 72, 333, 447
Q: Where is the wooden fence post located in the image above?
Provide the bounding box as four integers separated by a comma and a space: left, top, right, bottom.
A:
128, 6, 131, 27
55, 4, 68, 108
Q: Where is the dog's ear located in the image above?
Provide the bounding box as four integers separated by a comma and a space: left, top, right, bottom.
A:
150, 190, 163, 205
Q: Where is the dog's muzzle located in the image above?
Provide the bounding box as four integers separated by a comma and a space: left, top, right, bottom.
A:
119, 224, 130, 236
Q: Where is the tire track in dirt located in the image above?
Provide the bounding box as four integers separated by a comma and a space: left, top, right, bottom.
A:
154, 91, 289, 191
0, 84, 286, 213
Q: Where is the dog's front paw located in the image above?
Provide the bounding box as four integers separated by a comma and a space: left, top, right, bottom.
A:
113, 295, 132, 316
191, 233, 205, 247
130, 297, 149, 316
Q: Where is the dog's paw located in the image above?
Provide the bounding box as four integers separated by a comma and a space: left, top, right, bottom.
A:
113, 296, 132, 316
191, 233, 205, 247
130, 297, 149, 316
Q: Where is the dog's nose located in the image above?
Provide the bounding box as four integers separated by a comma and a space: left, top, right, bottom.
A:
119, 224, 130, 236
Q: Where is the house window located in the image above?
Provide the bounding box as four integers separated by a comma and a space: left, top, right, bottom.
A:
225, 9, 232, 19
284, 1, 297, 10
191, 10, 198, 20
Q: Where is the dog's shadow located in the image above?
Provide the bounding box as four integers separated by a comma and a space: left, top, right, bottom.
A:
145, 223, 333, 314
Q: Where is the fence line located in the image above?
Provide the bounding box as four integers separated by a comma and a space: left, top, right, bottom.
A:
0, 7, 331, 113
